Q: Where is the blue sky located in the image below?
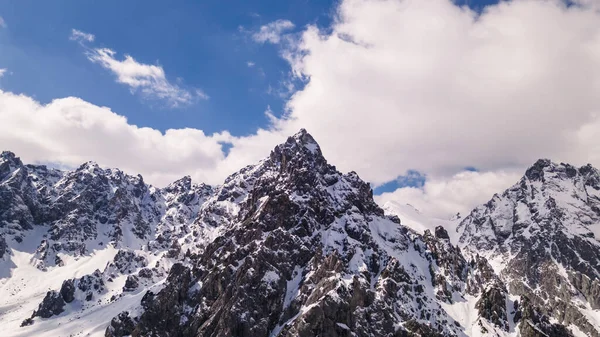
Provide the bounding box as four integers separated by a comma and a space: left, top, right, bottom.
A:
0, 0, 337, 136
0, 0, 502, 137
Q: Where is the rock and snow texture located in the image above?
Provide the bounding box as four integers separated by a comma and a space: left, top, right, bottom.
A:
456, 159, 600, 337
0, 132, 599, 337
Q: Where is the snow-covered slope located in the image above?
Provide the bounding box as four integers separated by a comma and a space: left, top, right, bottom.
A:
1, 134, 599, 337
382, 200, 460, 241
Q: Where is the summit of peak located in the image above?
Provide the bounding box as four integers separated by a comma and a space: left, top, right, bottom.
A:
78, 160, 101, 170
267, 129, 326, 170
292, 128, 310, 139
524, 158, 598, 182
0, 151, 24, 181
0, 151, 23, 166
286, 128, 321, 154
165, 175, 193, 191
1, 150, 17, 159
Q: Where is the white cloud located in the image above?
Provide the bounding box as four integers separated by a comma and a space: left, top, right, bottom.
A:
247, 61, 255, 67
252, 19, 295, 44
0, 90, 230, 186
375, 170, 522, 218
228, 0, 600, 216
3, 0, 600, 219
0, 17, 5, 28
69, 29, 95, 43
263, 0, 600, 187
0, 69, 7, 77
86, 48, 208, 107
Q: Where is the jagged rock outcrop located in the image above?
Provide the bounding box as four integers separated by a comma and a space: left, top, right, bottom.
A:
31, 290, 66, 319
475, 283, 508, 331
107, 249, 149, 275
60, 279, 76, 303
105, 311, 137, 337
25, 269, 107, 324
123, 275, 140, 292
514, 295, 574, 337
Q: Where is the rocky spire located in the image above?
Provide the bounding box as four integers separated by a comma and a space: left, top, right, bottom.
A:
0, 151, 24, 181
267, 129, 327, 175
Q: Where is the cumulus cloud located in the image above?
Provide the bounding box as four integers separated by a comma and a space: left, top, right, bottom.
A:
252, 19, 295, 44
232, 0, 600, 216
0, 69, 7, 77
0, 90, 230, 186
86, 48, 208, 106
69, 29, 95, 43
375, 170, 522, 218
263, 0, 600, 188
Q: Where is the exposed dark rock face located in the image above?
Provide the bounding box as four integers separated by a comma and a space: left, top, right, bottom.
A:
132, 263, 195, 337
110, 250, 148, 274
31, 290, 66, 318
20, 318, 34, 327
123, 275, 140, 292
0, 151, 46, 232
0, 235, 6, 259
514, 295, 574, 337
475, 283, 508, 331
422, 227, 501, 308
60, 279, 76, 303
27, 269, 107, 323
0, 152, 157, 269
105, 311, 136, 337
77, 269, 106, 301
434, 226, 449, 240
569, 271, 600, 309
138, 268, 153, 279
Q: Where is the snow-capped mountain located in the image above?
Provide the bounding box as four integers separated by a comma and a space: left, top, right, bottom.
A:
385, 159, 600, 337
1, 131, 598, 337
456, 159, 600, 337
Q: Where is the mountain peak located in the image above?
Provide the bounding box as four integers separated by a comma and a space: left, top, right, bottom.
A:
0, 151, 23, 166
0, 151, 24, 182
523, 158, 598, 183
77, 160, 101, 172
286, 128, 322, 155
458, 158, 600, 336
524, 158, 554, 181
164, 175, 193, 193
268, 129, 326, 173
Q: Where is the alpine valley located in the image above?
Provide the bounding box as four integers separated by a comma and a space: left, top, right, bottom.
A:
1, 130, 599, 337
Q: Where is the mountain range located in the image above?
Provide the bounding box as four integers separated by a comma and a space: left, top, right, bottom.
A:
0, 129, 599, 337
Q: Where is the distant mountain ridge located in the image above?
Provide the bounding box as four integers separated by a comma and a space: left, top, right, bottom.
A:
0, 131, 598, 336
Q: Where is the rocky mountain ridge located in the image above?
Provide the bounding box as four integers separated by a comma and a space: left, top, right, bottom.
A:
456, 159, 600, 336
0, 130, 598, 337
